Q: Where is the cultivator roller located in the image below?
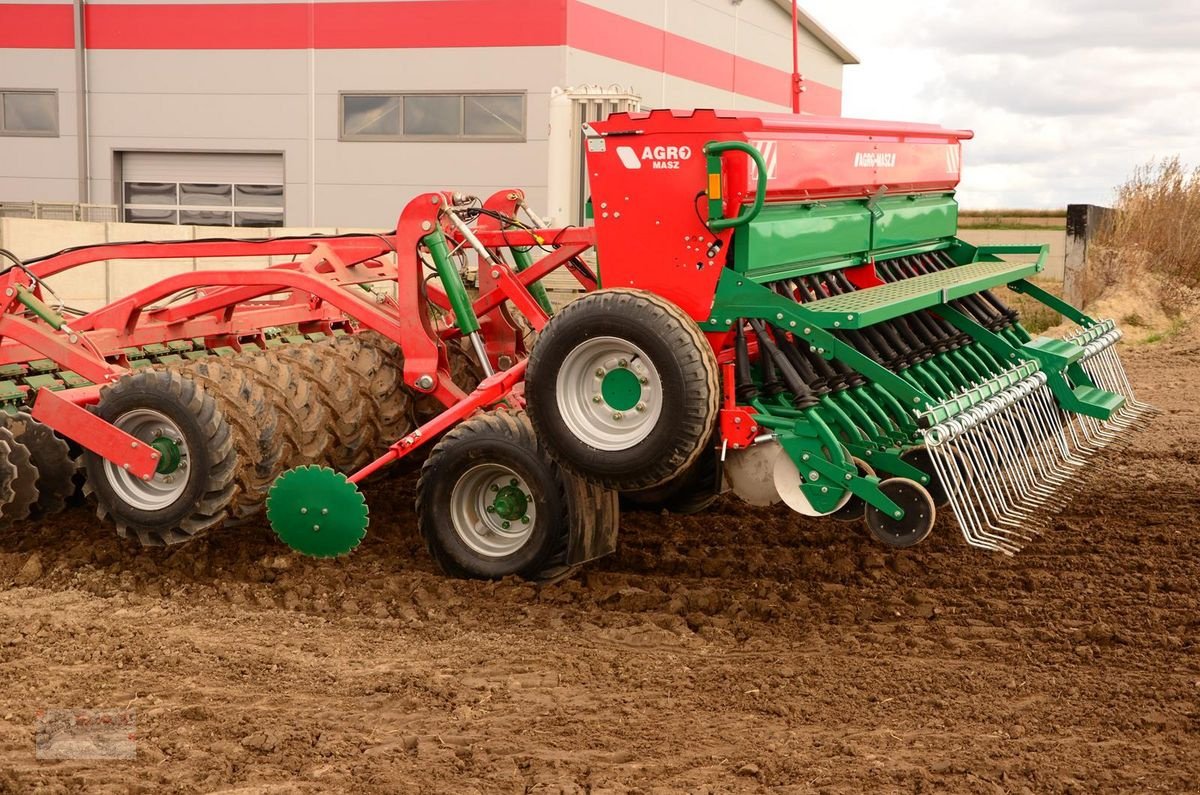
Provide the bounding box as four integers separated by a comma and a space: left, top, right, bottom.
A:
0, 189, 617, 580
525, 110, 1145, 554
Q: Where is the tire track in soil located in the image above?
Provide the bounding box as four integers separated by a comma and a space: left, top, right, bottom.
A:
0, 337, 1195, 793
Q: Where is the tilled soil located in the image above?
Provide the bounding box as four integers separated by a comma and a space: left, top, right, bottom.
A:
0, 336, 1197, 794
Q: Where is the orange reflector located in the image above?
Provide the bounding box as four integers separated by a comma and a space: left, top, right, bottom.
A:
708, 174, 722, 201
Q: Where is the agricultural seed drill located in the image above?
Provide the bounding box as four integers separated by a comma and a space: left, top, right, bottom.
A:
524, 110, 1147, 555
0, 110, 1143, 580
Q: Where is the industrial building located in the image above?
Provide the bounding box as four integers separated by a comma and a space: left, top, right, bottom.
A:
0, 0, 855, 228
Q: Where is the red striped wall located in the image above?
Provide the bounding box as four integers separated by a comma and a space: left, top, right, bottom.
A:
0, 4, 74, 48
566, 1, 840, 113
0, 0, 840, 113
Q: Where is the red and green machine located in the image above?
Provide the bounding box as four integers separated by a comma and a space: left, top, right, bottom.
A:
0, 109, 1143, 577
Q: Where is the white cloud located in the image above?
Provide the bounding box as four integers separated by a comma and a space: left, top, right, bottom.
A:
799, 0, 1200, 208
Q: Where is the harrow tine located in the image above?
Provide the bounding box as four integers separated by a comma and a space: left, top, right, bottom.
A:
919, 357, 1145, 555
928, 427, 1024, 555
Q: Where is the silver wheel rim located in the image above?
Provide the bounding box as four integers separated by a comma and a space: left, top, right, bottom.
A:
101, 408, 189, 511
554, 336, 663, 452
450, 463, 538, 558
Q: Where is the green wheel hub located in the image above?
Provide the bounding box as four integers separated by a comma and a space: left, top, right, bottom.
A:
266, 465, 370, 558
600, 367, 642, 412
490, 481, 529, 522
151, 436, 182, 475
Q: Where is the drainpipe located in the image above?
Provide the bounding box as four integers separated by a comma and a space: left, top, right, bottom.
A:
791, 0, 802, 114
73, 0, 91, 204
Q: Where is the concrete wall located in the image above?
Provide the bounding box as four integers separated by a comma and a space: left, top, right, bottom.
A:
960, 228, 1067, 280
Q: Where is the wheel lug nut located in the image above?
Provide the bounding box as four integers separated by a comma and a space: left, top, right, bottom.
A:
639, 377, 648, 385
490, 484, 499, 492
486, 506, 495, 513
592, 395, 602, 403
521, 516, 530, 524
595, 368, 605, 377
509, 479, 518, 486
502, 521, 510, 529
612, 411, 623, 420
618, 359, 628, 368
635, 403, 646, 412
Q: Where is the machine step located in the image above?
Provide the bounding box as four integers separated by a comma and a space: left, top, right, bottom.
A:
800, 259, 1040, 329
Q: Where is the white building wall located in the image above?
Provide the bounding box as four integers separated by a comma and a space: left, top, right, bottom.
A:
0, 47, 79, 201
565, 0, 844, 112
0, 0, 847, 229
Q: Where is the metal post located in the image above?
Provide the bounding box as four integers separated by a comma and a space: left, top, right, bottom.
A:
791, 0, 801, 114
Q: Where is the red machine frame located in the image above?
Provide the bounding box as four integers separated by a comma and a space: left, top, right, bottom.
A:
4, 189, 598, 484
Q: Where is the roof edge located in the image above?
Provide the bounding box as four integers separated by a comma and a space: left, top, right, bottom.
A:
770, 0, 860, 65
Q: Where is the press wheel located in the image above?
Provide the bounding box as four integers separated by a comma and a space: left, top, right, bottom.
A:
864, 477, 936, 549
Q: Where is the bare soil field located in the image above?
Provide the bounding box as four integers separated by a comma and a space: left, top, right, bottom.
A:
0, 334, 1196, 794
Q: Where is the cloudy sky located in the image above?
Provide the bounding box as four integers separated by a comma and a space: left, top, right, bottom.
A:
798, 0, 1200, 209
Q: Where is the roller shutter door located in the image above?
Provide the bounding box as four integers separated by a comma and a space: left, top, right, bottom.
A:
119, 152, 285, 228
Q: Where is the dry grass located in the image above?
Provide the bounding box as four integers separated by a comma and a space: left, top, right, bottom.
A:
1096, 157, 1200, 292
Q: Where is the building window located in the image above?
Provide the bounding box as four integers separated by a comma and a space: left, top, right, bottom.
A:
122, 182, 284, 227
0, 90, 58, 136
340, 92, 526, 142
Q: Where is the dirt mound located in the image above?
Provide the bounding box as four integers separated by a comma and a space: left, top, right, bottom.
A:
1048, 247, 1200, 343
0, 338, 1196, 792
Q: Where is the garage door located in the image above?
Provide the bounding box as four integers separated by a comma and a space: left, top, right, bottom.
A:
120, 152, 285, 228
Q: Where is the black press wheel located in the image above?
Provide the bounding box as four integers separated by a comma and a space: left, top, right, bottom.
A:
525, 288, 720, 492
84, 369, 237, 546
864, 477, 936, 549
900, 447, 952, 508
417, 409, 570, 580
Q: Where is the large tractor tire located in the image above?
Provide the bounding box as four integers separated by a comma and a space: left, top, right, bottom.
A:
83, 369, 237, 546
525, 288, 720, 492
183, 358, 282, 523
275, 341, 373, 474
417, 409, 608, 580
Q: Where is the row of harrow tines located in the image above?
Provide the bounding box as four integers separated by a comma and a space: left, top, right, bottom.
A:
732, 248, 1149, 554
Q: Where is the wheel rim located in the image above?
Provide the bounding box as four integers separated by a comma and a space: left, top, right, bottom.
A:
554, 336, 663, 452
101, 408, 190, 511
450, 463, 538, 558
